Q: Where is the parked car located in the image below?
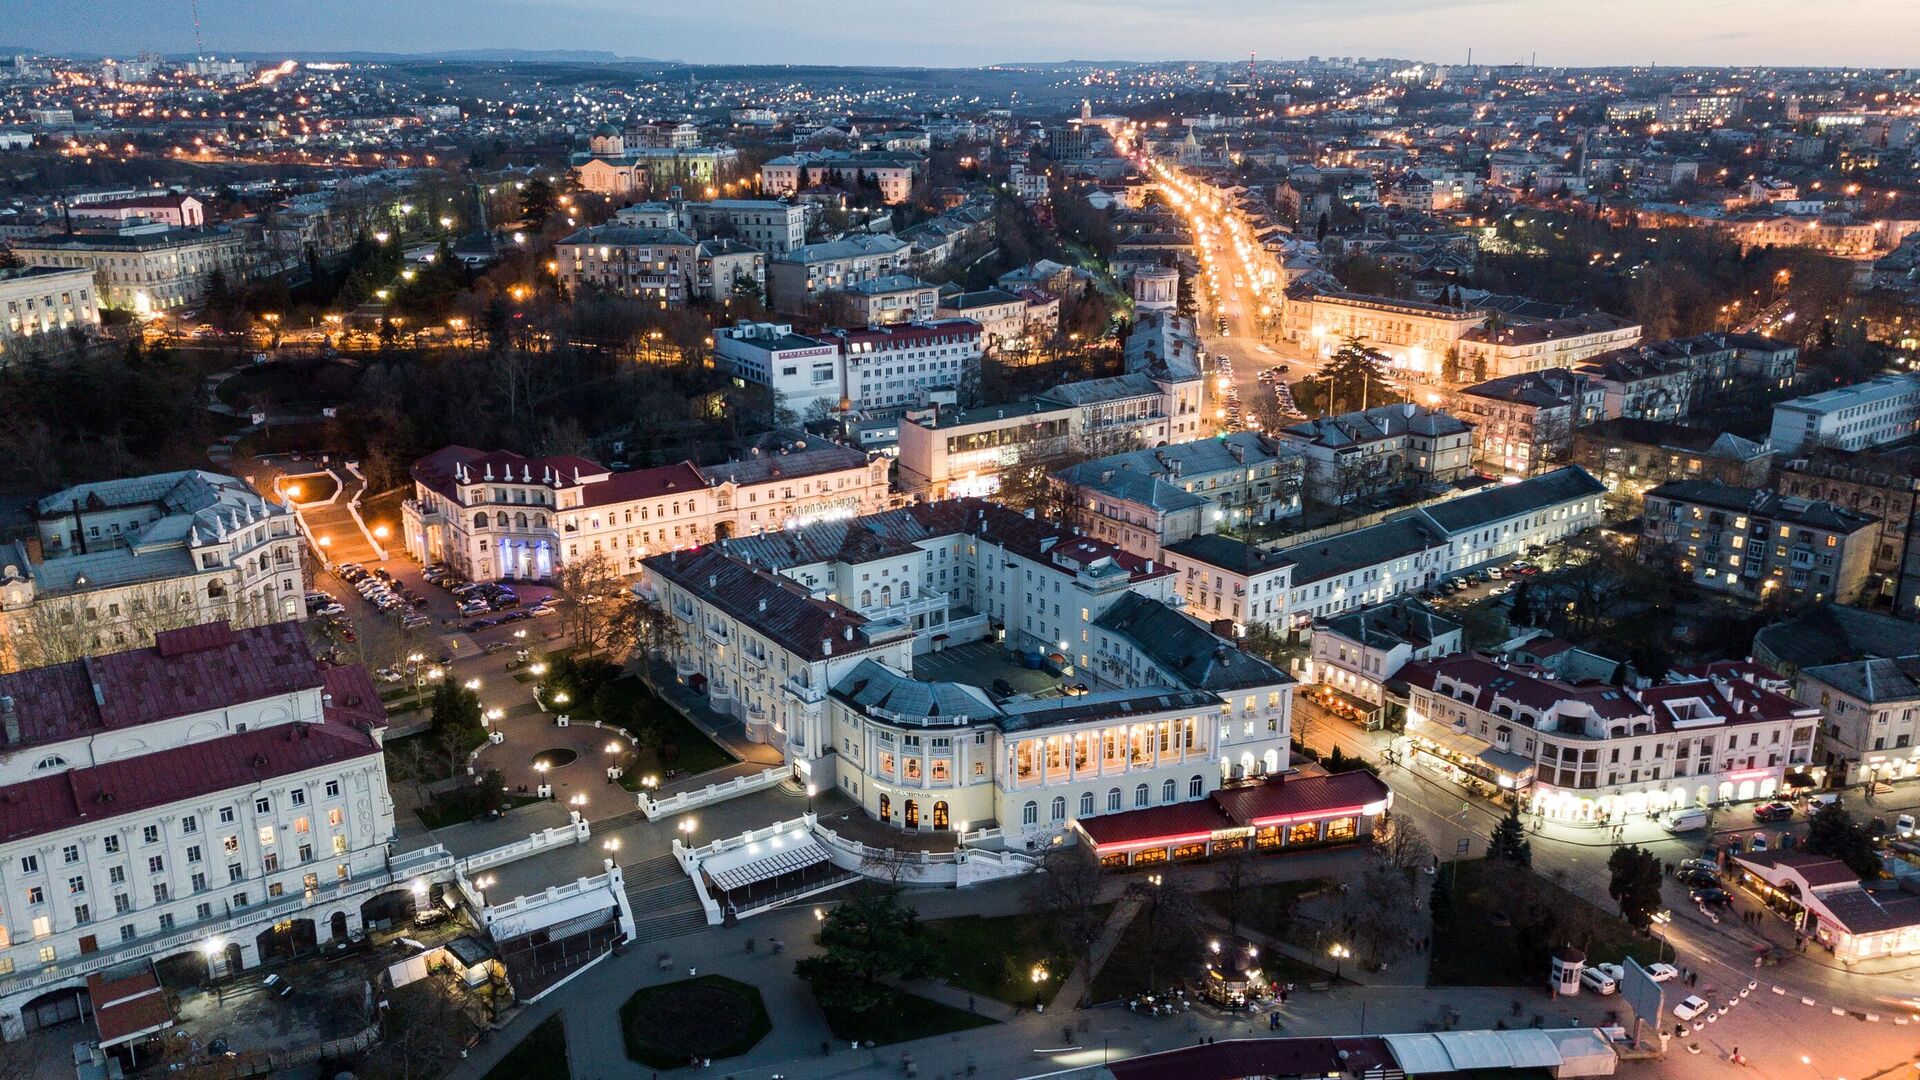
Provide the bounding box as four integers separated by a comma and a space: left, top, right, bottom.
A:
1672, 995, 1710, 1021
1679, 857, 1718, 874
1899, 814, 1916, 837
1691, 886, 1733, 906
990, 678, 1015, 697
1678, 868, 1719, 888
1753, 801, 1795, 823
1579, 967, 1618, 995
400, 614, 430, 630
1646, 962, 1681, 983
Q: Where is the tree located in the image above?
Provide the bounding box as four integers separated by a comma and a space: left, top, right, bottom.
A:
1606, 845, 1664, 931
1128, 870, 1201, 993
794, 892, 940, 1017
1344, 862, 1416, 970
1803, 802, 1879, 880
1211, 843, 1267, 937
1312, 338, 1399, 416
1027, 846, 1107, 1001
1375, 817, 1433, 873
553, 550, 640, 657
1489, 803, 1532, 867
519, 176, 558, 225
359, 980, 481, 1080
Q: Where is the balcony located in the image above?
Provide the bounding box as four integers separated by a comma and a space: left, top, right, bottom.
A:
784, 677, 824, 705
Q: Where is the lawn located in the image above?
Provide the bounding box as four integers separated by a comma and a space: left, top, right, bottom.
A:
360, 486, 410, 543
1085, 906, 1180, 1004
817, 988, 997, 1046
1430, 859, 1662, 986
923, 909, 1106, 1006
586, 677, 736, 782
620, 975, 771, 1069
1198, 878, 1330, 947
483, 1013, 569, 1080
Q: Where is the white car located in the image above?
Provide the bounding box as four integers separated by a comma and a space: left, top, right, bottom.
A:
1595, 963, 1625, 983
1672, 995, 1710, 1021
1646, 963, 1680, 983
1579, 967, 1618, 995
1898, 814, 1916, 837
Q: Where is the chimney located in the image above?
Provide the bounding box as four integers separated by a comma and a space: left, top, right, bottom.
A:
844, 626, 854, 641
0, 695, 17, 746
823, 638, 833, 656
758, 598, 768, 613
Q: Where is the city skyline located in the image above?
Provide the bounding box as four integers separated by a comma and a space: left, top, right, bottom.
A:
14, 0, 1920, 70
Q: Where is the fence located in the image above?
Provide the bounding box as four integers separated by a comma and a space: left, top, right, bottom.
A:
674, 813, 1041, 925
457, 815, 591, 876
179, 1019, 381, 1077
639, 765, 785, 819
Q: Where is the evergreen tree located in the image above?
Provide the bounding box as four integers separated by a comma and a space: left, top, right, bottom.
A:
1489, 803, 1532, 866
1803, 802, 1880, 879
1606, 845, 1664, 930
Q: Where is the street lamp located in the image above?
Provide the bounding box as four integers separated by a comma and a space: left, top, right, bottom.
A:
678, 818, 697, 846
1031, 964, 1049, 1008
1328, 942, 1351, 980
372, 524, 390, 540
806, 783, 817, 813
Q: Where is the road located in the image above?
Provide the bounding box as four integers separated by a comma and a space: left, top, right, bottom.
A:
1143, 154, 1324, 429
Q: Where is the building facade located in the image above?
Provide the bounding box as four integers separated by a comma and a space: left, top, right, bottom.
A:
1796, 655, 1920, 786
0, 266, 99, 363
1642, 481, 1881, 605
1274, 404, 1474, 504
13, 226, 253, 314
0, 472, 306, 674
0, 621, 417, 1040
1769, 373, 1920, 454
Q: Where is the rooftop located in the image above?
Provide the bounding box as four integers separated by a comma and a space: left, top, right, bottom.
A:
1645, 479, 1880, 534
1410, 466, 1605, 536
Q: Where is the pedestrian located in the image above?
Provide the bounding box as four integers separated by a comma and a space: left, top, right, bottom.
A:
967, 995, 975, 1012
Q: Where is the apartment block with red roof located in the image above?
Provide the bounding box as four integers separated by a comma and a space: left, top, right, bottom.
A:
0, 621, 431, 1042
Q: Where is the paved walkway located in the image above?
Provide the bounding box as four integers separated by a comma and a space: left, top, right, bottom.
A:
1050, 895, 1141, 1011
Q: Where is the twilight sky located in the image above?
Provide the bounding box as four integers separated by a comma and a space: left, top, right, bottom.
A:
14, 0, 1920, 69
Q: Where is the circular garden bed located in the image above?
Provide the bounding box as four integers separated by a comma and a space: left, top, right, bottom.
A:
619, 975, 771, 1069
532, 748, 578, 770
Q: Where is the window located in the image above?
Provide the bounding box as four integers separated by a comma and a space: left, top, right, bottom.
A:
186, 845, 201, 864
258, 826, 276, 848
158, 914, 173, 932
254, 797, 271, 815
1162, 779, 1177, 803
108, 866, 125, 885
1134, 783, 1150, 808
28, 887, 44, 905
231, 892, 249, 909
1189, 775, 1205, 799
222, 836, 240, 855
38, 946, 55, 965
181, 815, 198, 835
102, 835, 121, 855
1050, 795, 1067, 823
1022, 801, 1038, 827
218, 807, 235, 824
62, 845, 79, 865
190, 873, 206, 893
1107, 788, 1122, 812
332, 836, 348, 855
328, 808, 344, 828
119, 925, 136, 943
195, 903, 212, 921
325, 781, 341, 799
1080, 791, 1095, 816
289, 789, 306, 807
67, 876, 86, 895
153, 882, 169, 902
227, 863, 244, 883
73, 903, 90, 924
20, 855, 37, 874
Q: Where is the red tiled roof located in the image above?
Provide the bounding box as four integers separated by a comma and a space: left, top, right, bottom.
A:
0, 621, 324, 751
1074, 799, 1232, 848
410, 445, 606, 502
88, 969, 174, 1047
0, 710, 382, 845
1211, 771, 1392, 827
578, 462, 707, 508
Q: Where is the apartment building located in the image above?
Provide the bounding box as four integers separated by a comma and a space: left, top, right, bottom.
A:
1776, 453, 1920, 603
401, 442, 890, 583
1277, 466, 1608, 624
1572, 421, 1774, 492
1162, 533, 1296, 633
767, 236, 913, 313
1400, 655, 1818, 820
1454, 368, 1605, 478
683, 199, 808, 254
553, 225, 698, 307
936, 289, 1030, 352
1456, 313, 1643, 380
1796, 655, 1920, 785
1306, 597, 1463, 720
65, 193, 205, 230
1643, 480, 1881, 604
759, 151, 926, 204
822, 320, 984, 413
714, 322, 847, 416
0, 472, 306, 673
1273, 404, 1474, 504
1769, 373, 1920, 454
840, 275, 940, 326
0, 266, 99, 362
1057, 433, 1306, 558
0, 621, 417, 1040
13, 226, 252, 314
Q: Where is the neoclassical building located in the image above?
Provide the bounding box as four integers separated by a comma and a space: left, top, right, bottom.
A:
0, 621, 432, 1042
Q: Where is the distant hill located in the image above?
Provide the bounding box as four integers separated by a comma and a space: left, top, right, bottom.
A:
18, 47, 673, 64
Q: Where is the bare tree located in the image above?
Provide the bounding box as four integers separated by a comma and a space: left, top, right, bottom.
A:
858, 845, 923, 890
1343, 862, 1416, 971
1027, 846, 1108, 997
553, 550, 640, 658
3, 582, 229, 672
1374, 817, 1433, 873
1211, 843, 1268, 937
358, 980, 483, 1080
1127, 870, 1202, 994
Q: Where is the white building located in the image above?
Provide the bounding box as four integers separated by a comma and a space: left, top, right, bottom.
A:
841, 275, 941, 326
823, 320, 984, 413
12, 226, 253, 314
0, 472, 306, 674
65, 194, 206, 230
1401, 656, 1817, 821
644, 499, 1295, 833
0, 266, 99, 362
402, 443, 891, 584
759, 151, 926, 204
1305, 597, 1462, 720
683, 199, 808, 255
1273, 404, 1475, 504
1796, 654, 1920, 786
1769, 373, 1920, 453
0, 621, 425, 1041
1456, 313, 1643, 379
767, 235, 913, 313
715, 322, 846, 416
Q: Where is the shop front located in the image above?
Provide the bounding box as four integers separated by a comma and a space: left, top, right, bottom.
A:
1075, 771, 1393, 869
1399, 726, 1532, 804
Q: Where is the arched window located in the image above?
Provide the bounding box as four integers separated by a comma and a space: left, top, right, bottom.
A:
494, 511, 508, 527
535, 514, 547, 528
206, 579, 225, 599
515, 512, 529, 529
1189, 774, 1204, 799
33, 755, 67, 771
1050, 795, 1067, 823
1022, 800, 1038, 827
1134, 783, 1149, 808
1161, 779, 1176, 804
879, 793, 891, 823
932, 801, 949, 830
474, 512, 488, 529
1079, 791, 1094, 817
860, 590, 872, 607
1107, 788, 1122, 812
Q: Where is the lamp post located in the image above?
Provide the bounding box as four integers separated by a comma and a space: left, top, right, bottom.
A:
1328, 942, 1351, 980
806, 784, 817, 813
1031, 963, 1049, 1009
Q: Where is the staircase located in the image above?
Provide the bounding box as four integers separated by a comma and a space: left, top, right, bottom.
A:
621, 854, 710, 943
